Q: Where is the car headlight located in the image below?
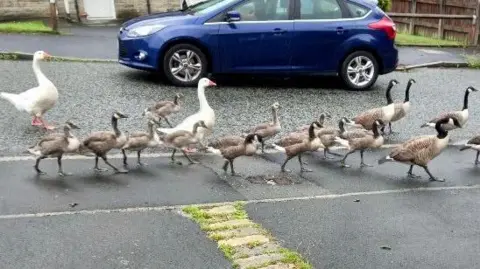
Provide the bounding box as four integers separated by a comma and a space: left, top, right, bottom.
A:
126, 25, 166, 38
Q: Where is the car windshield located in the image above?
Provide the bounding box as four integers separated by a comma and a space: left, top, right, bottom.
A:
182, 0, 238, 15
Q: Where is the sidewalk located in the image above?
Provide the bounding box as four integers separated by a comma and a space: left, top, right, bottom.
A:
1, 24, 478, 65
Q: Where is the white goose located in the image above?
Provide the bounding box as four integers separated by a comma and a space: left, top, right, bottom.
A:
157, 77, 216, 152
0, 51, 58, 130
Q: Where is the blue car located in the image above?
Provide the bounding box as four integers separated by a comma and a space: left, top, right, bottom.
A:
118, 0, 398, 90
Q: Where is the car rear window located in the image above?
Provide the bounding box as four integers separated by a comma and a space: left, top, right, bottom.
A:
345, 1, 370, 17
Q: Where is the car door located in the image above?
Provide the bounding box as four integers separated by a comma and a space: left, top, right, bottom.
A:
290, 0, 353, 72
211, 0, 294, 73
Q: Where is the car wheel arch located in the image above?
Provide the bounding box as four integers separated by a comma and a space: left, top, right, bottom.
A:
158, 38, 213, 73
337, 46, 384, 75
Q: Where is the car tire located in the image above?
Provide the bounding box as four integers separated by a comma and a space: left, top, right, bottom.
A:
339, 51, 379, 91
162, 43, 208, 87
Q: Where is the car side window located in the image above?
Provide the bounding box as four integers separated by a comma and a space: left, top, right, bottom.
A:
230, 0, 290, 21
345, 1, 369, 17
299, 0, 343, 20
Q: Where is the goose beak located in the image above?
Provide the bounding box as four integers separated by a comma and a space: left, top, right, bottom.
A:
208, 80, 217, 87
44, 52, 52, 60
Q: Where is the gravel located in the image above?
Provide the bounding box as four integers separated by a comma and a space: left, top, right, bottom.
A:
1, 60, 479, 156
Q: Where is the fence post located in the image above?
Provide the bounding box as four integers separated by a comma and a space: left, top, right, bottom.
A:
409, 0, 417, 34
49, 0, 58, 32
437, 0, 445, 39
474, 0, 480, 46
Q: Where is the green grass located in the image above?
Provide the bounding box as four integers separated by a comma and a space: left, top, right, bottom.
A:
0, 20, 59, 34
395, 33, 464, 47
279, 248, 313, 269
467, 55, 480, 69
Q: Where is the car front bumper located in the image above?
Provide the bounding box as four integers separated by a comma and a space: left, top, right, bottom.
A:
117, 29, 161, 71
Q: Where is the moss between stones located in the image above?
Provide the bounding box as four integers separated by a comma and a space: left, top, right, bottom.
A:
182, 202, 312, 269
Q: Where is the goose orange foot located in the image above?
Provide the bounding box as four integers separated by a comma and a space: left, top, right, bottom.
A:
31, 117, 42, 126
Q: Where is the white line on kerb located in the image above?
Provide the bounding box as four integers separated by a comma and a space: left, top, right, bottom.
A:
1, 185, 478, 220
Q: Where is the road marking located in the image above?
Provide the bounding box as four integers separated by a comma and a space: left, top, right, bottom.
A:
0, 144, 404, 162
1, 184, 479, 220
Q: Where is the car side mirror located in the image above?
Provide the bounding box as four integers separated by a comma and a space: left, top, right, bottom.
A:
225, 10, 241, 22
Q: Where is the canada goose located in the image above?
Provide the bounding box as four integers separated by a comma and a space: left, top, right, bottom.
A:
421, 86, 478, 130
296, 113, 331, 132
217, 134, 263, 176
122, 119, 162, 166
278, 121, 323, 173
160, 120, 210, 165
335, 119, 385, 168
245, 102, 281, 153
82, 112, 129, 173
338, 117, 373, 139
378, 117, 460, 182
142, 93, 184, 128
27, 121, 81, 176
459, 135, 480, 164
346, 79, 399, 132
384, 78, 416, 134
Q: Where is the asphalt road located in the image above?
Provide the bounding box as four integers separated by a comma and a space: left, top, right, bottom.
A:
0, 210, 232, 269
246, 188, 480, 269
1, 61, 480, 156
1, 147, 480, 268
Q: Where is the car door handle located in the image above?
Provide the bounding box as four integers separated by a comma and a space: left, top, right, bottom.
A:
273, 28, 287, 35
336, 27, 346, 35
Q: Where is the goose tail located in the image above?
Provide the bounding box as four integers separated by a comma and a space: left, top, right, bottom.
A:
206, 146, 222, 155
26, 145, 41, 156
334, 137, 350, 148
459, 145, 471, 151
272, 143, 286, 153
378, 155, 394, 165
0, 92, 28, 111
420, 122, 435, 128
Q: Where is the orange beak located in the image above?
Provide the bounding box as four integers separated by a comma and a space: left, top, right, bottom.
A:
208, 80, 217, 86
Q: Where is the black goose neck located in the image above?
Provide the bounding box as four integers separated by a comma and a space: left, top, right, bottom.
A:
111, 116, 120, 136
463, 89, 470, 110
435, 122, 448, 138
372, 122, 380, 138
338, 119, 345, 133
386, 82, 394, 104
174, 95, 179, 105
308, 123, 316, 140
405, 81, 413, 102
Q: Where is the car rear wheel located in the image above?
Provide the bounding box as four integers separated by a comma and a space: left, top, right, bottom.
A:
162, 44, 208, 87
340, 51, 379, 91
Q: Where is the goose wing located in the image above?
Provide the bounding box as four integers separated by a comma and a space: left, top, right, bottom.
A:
389, 136, 436, 163
124, 133, 150, 149
208, 135, 244, 149
427, 111, 462, 123
466, 135, 480, 145
275, 132, 307, 147
353, 107, 383, 129
347, 135, 375, 150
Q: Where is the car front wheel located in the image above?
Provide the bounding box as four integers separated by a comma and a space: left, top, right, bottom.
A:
340, 51, 379, 91
162, 43, 208, 87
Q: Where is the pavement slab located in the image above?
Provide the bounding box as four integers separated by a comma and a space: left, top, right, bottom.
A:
245, 188, 480, 269
1, 61, 480, 156
0, 210, 232, 269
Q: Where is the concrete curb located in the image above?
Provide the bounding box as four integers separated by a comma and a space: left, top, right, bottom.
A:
395, 61, 469, 71
395, 44, 470, 48
0, 51, 116, 63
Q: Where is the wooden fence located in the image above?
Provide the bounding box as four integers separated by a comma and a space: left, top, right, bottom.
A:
388, 0, 480, 45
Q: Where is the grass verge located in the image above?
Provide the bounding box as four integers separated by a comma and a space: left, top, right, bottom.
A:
0, 52, 116, 63
182, 202, 313, 269
466, 55, 480, 69
395, 33, 464, 47
0, 20, 59, 34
